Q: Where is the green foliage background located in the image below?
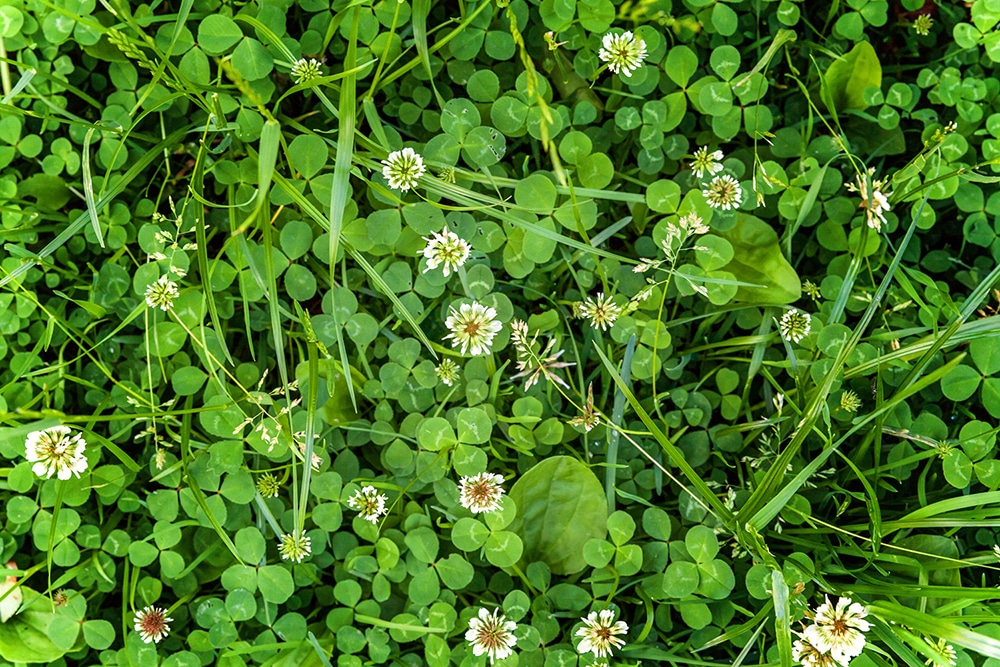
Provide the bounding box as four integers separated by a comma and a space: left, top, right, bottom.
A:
3, 0, 1000, 666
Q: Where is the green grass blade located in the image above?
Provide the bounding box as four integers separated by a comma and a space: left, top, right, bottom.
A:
870, 602, 1000, 659
748, 352, 964, 531
269, 170, 437, 356
606, 334, 637, 512
772, 570, 793, 667
888, 491, 1000, 527
411, 0, 445, 109
190, 123, 234, 366
297, 345, 320, 531
257, 119, 281, 212
1, 65, 34, 104
307, 632, 335, 667
0, 124, 194, 288
325, 7, 361, 411
81, 126, 105, 248
741, 195, 926, 525
593, 345, 734, 525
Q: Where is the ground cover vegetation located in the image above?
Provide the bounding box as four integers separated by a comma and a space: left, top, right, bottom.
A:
2, 0, 1000, 666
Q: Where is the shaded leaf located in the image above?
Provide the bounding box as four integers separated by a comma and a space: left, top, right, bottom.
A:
821, 41, 882, 114
509, 456, 607, 574
716, 214, 801, 303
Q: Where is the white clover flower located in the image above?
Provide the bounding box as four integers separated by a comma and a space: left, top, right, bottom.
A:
803, 596, 870, 664
845, 168, 892, 232
459, 473, 505, 513
381, 147, 426, 191
25, 426, 88, 480
598, 31, 648, 77
290, 58, 323, 84
422, 227, 471, 277
444, 302, 503, 356
466, 607, 517, 664
702, 174, 743, 210
793, 633, 839, 667
576, 293, 622, 331
134, 606, 173, 644
779, 309, 812, 343
277, 532, 312, 563
576, 609, 629, 658
436, 358, 461, 386
347, 485, 388, 524
691, 146, 725, 178
144, 274, 179, 311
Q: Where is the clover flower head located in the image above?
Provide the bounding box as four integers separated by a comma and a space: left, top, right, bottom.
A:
803, 596, 870, 664
348, 485, 388, 524
134, 606, 173, 644
145, 274, 180, 311
839, 390, 862, 413
598, 30, 648, 77
436, 358, 461, 386
912, 15, 933, 36
576, 609, 629, 658
576, 293, 622, 331
257, 472, 281, 498
290, 58, 323, 84
422, 226, 471, 277
779, 309, 812, 343
278, 532, 312, 563
924, 637, 957, 667
466, 607, 517, 664
438, 166, 457, 183
459, 472, 505, 513
381, 147, 426, 191
444, 301, 503, 356
25, 426, 88, 480
793, 633, 839, 667
702, 174, 743, 210
691, 146, 725, 178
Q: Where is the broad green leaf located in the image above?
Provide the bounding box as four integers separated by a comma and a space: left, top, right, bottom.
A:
662, 561, 699, 597
258, 565, 294, 604
509, 456, 608, 574
666, 45, 698, 88
941, 364, 981, 401
0, 589, 69, 662
821, 40, 882, 114
452, 518, 489, 551
82, 620, 115, 650
198, 15, 243, 55
484, 531, 523, 568
943, 450, 973, 489
716, 214, 801, 303
231, 38, 273, 81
